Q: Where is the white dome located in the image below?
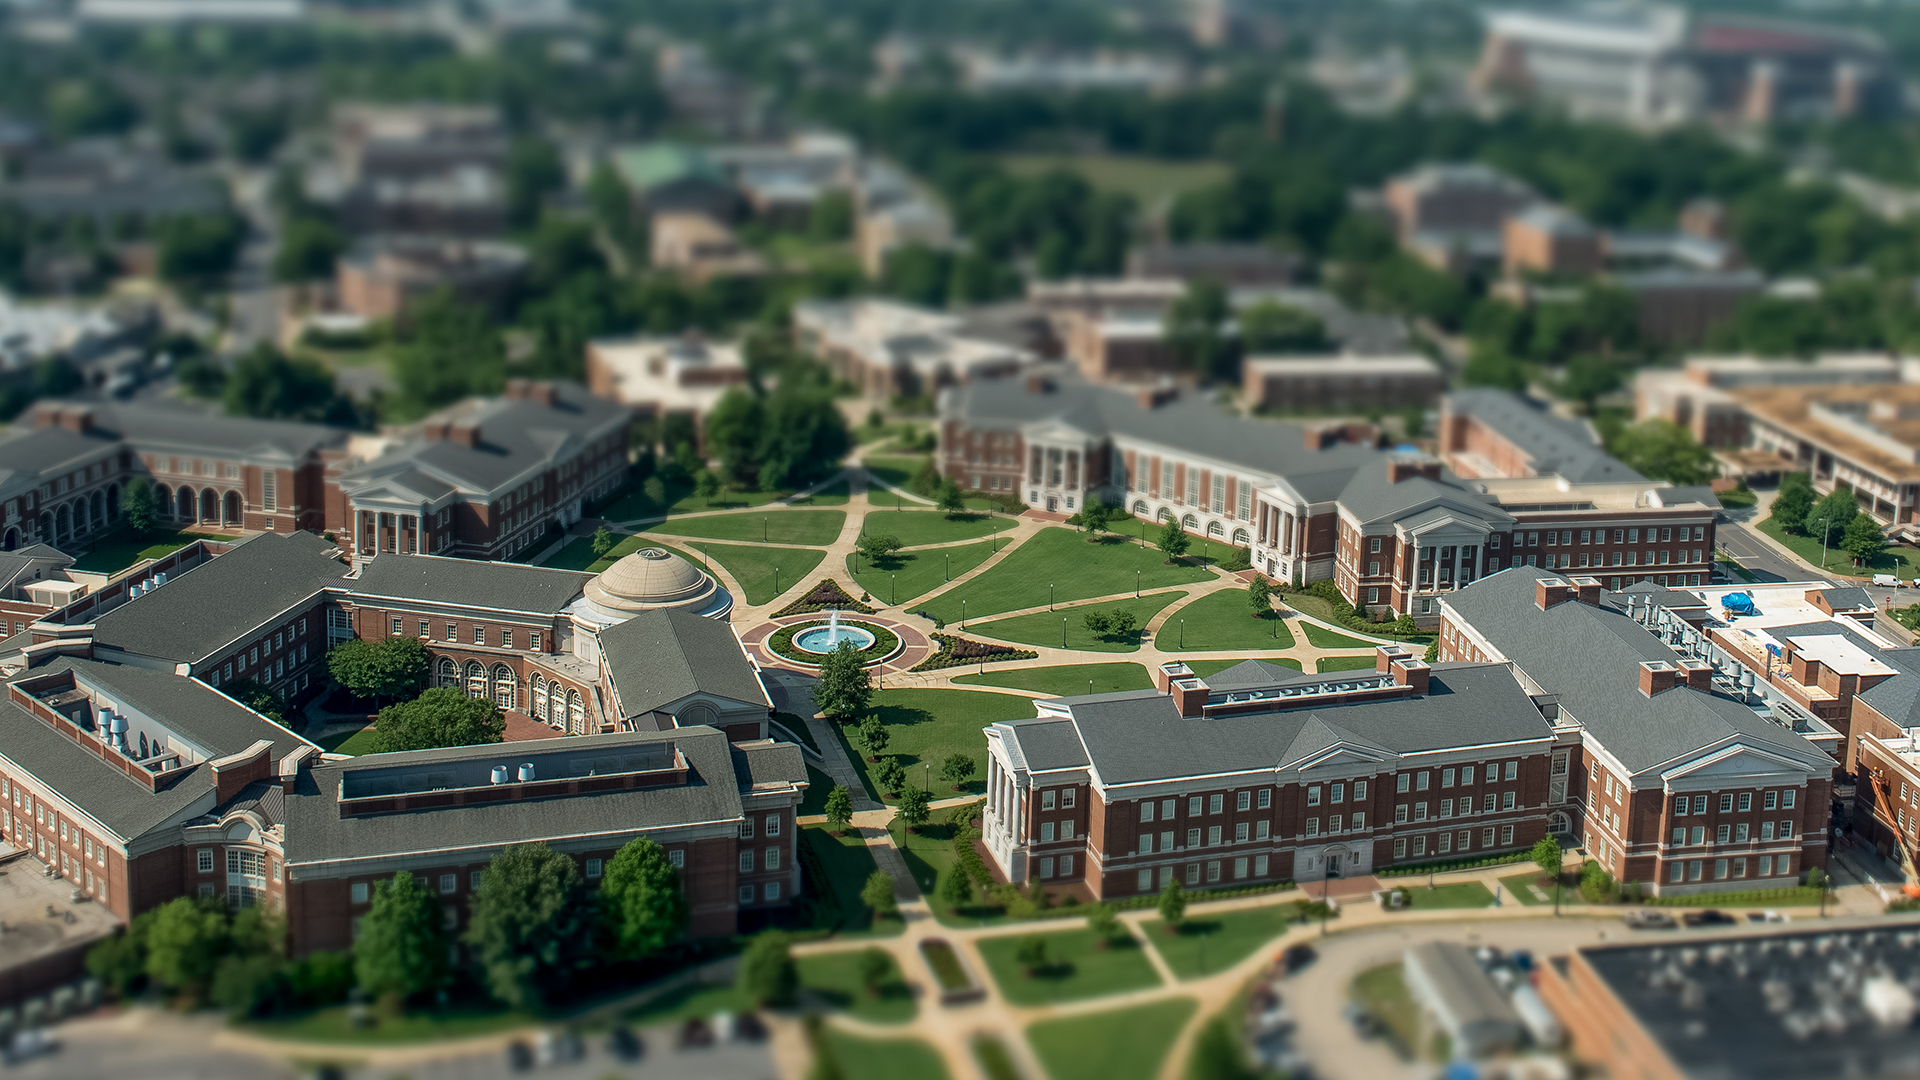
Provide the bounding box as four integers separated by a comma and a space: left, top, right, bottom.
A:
581, 546, 718, 617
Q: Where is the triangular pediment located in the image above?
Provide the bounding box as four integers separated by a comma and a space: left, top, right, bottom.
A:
1659, 741, 1821, 783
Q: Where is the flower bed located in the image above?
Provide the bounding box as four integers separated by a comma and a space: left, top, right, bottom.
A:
773, 578, 876, 617
919, 939, 984, 1004
767, 620, 901, 666
910, 633, 1038, 672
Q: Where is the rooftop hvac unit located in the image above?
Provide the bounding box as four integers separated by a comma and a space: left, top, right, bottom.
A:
154, 572, 167, 586
517, 763, 536, 783
490, 765, 509, 785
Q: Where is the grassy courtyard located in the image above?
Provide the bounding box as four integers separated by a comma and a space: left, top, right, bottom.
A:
922, 528, 1214, 623
1161, 589, 1296, 651
858, 510, 1008, 547
318, 726, 381, 755
1302, 623, 1379, 649
1382, 881, 1497, 910
862, 455, 929, 492
844, 689, 1035, 803
969, 592, 1187, 653
1497, 870, 1567, 906
1756, 515, 1916, 579
649, 508, 846, 547
1025, 998, 1199, 1080
71, 527, 237, 574
801, 827, 900, 936
248, 1002, 535, 1044
538, 532, 656, 573
662, 542, 825, 605
1318, 655, 1380, 673
976, 927, 1164, 1005
1139, 904, 1305, 979
845, 540, 998, 607
795, 951, 916, 1024
821, 1030, 950, 1080
596, 479, 814, 522
951, 662, 1154, 696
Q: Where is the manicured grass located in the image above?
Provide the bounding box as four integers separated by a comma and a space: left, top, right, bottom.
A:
951, 662, 1153, 696
246, 1002, 535, 1044
977, 928, 1164, 1005
649, 508, 846, 546
1755, 514, 1911, 579
859, 510, 1008, 547
71, 527, 236, 574
1185, 657, 1302, 677
799, 763, 838, 817
924, 528, 1214, 623
1351, 963, 1420, 1056
864, 455, 930, 491
1162, 589, 1296, 651
1643, 885, 1828, 908
801, 826, 900, 936
598, 482, 801, 522
1002, 151, 1233, 203
1302, 623, 1378, 649
894, 823, 979, 925
821, 1029, 951, 1080
796, 951, 916, 1023
846, 540, 999, 607
662, 542, 826, 605
796, 479, 851, 506
624, 981, 745, 1025
1317, 655, 1380, 673
970, 592, 1186, 654
319, 726, 381, 755
846, 689, 1034, 803
1498, 871, 1567, 907
537, 532, 655, 573
1140, 905, 1305, 979
1026, 998, 1199, 1080
1382, 881, 1497, 910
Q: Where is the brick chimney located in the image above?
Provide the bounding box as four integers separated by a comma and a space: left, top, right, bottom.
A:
277, 744, 316, 793
210, 739, 274, 805
447, 424, 481, 447
529, 382, 559, 406
1535, 577, 1575, 611
1169, 677, 1209, 718
1374, 644, 1412, 674
1639, 660, 1679, 697
1391, 657, 1431, 695
1680, 661, 1713, 692
1570, 575, 1603, 606
1155, 661, 1195, 693
1026, 374, 1054, 394
504, 378, 530, 400
1134, 386, 1178, 410
1386, 455, 1441, 484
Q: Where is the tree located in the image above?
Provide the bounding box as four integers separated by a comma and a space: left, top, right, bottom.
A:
156, 213, 245, 285
1157, 880, 1186, 932
1771, 472, 1815, 533
87, 910, 155, 998
736, 932, 797, 1007
940, 866, 974, 909
1844, 513, 1887, 566
939, 753, 976, 790
1085, 902, 1120, 948
874, 755, 907, 796
210, 952, 287, 1018
857, 948, 892, 996
694, 469, 721, 508
506, 137, 565, 229
1103, 611, 1139, 640
222, 344, 353, 425
1530, 836, 1563, 881
1188, 1016, 1256, 1080
145, 897, 230, 999
1247, 575, 1273, 619
1083, 610, 1115, 638
370, 687, 505, 753
1156, 520, 1192, 563
1014, 935, 1048, 976
898, 786, 931, 831
599, 837, 689, 961
856, 715, 890, 760
861, 871, 898, 920
272, 217, 345, 283
1080, 500, 1116, 540
465, 844, 591, 1010
813, 641, 872, 720
855, 533, 903, 565
824, 785, 855, 834
591, 525, 616, 557
328, 636, 429, 704
937, 478, 966, 515
809, 190, 854, 243
1239, 300, 1329, 354
1167, 279, 1232, 379
1608, 420, 1714, 487
353, 871, 446, 1008
123, 478, 157, 535
1808, 488, 1860, 545
393, 290, 505, 412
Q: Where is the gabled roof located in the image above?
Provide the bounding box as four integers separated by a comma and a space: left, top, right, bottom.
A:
348, 553, 592, 615
1337, 462, 1514, 531
597, 608, 769, 718
1859, 647, 1920, 729
1444, 389, 1645, 484
337, 382, 628, 498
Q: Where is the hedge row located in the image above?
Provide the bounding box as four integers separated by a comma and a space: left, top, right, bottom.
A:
910, 633, 1038, 672
1645, 886, 1827, 908
1378, 851, 1531, 878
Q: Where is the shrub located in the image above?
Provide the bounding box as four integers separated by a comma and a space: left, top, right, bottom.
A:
773, 579, 877, 617
911, 634, 1038, 672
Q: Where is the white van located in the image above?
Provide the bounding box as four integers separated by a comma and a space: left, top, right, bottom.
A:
1874, 574, 1901, 588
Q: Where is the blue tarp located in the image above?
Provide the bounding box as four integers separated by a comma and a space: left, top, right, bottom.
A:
1722, 592, 1758, 615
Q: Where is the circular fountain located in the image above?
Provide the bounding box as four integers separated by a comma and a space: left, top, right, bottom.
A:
790, 609, 877, 654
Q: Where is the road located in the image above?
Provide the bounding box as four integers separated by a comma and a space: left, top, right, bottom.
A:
1716, 520, 1830, 587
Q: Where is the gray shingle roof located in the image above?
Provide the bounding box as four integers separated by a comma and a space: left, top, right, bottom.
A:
338, 382, 627, 496
1443, 568, 1832, 775
1444, 389, 1645, 484
731, 739, 807, 791
80, 399, 352, 462
999, 664, 1552, 787
54, 656, 312, 762
1813, 587, 1874, 612
1335, 462, 1515, 530
90, 532, 349, 664
348, 553, 592, 615
597, 608, 770, 718
1859, 647, 1920, 728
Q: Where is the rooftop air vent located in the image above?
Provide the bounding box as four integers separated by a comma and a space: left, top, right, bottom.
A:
517, 763, 536, 783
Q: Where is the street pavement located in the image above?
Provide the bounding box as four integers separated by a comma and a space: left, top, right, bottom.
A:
1716, 520, 1832, 587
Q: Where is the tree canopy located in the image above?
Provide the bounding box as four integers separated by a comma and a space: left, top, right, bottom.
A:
465, 844, 592, 1010
599, 837, 689, 961
327, 635, 431, 703
370, 686, 505, 753
353, 870, 446, 1006
812, 641, 871, 720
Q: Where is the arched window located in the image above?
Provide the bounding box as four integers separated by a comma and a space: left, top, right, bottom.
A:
90, 490, 105, 531
567, 689, 585, 735
1132, 501, 1148, 515
54, 504, 70, 544
464, 660, 487, 699
1157, 507, 1175, 523
176, 487, 194, 520
1206, 520, 1224, 537
224, 491, 242, 525
492, 664, 515, 711
36, 512, 50, 544
1548, 811, 1573, 836
548, 682, 565, 729
155, 486, 171, 518
435, 657, 458, 689
1232, 528, 1250, 545
530, 676, 547, 720
200, 489, 217, 522
1181, 513, 1199, 530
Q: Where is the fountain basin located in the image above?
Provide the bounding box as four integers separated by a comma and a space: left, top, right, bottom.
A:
766, 618, 902, 668
792, 623, 878, 654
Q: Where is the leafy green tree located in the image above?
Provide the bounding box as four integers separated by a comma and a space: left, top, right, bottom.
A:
1083, 609, 1114, 637
465, 844, 591, 1010
1085, 902, 1120, 948
591, 525, 616, 557
506, 137, 565, 229
809, 190, 854, 242
370, 687, 505, 753
328, 636, 429, 703
1080, 500, 1116, 539
1167, 279, 1232, 379
857, 948, 892, 996
874, 755, 907, 796
1808, 488, 1860, 545
939, 753, 976, 790
1608, 420, 1714, 487
824, 785, 855, 833
694, 469, 721, 507
939, 866, 973, 909
898, 786, 931, 831
393, 290, 505, 412
222, 344, 353, 425
599, 837, 689, 961
736, 932, 797, 1007
1188, 1016, 1256, 1080
586, 161, 631, 233
222, 678, 283, 722
856, 533, 902, 565
1531, 836, 1563, 880
880, 243, 952, 306
210, 952, 286, 1017
87, 910, 156, 998
1156, 520, 1192, 562
1248, 575, 1273, 618
353, 871, 446, 1008
813, 641, 871, 719
1844, 513, 1887, 566
856, 714, 890, 759
1771, 473, 1815, 533
1239, 301, 1328, 354
937, 478, 966, 515
1157, 880, 1186, 932
272, 217, 345, 283
861, 871, 898, 919
123, 478, 157, 535
1014, 935, 1048, 975
145, 897, 230, 998
156, 213, 245, 284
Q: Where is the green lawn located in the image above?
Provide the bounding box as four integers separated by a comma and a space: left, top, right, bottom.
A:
799, 763, 838, 816
976, 928, 1164, 1005
1497, 871, 1567, 907
245, 1002, 534, 1044
1302, 623, 1379, 649
795, 479, 850, 506
1026, 998, 1199, 1080
923, 529, 1214, 623
1139, 905, 1304, 979
951, 662, 1153, 696
893, 823, 976, 924
1383, 882, 1496, 910
1185, 657, 1302, 677
71, 527, 237, 575
860, 510, 1008, 547
319, 726, 380, 755
648, 509, 846, 546
864, 455, 929, 491
802, 826, 900, 935
1002, 151, 1232, 203
845, 689, 1034, 803
821, 1029, 951, 1080
598, 482, 810, 522
1755, 515, 1912, 579
662, 543, 826, 605
1162, 589, 1296, 651
796, 951, 916, 1023
846, 541, 999, 607
537, 532, 657, 573
1351, 963, 1421, 1057
969, 592, 1187, 653
1318, 655, 1380, 673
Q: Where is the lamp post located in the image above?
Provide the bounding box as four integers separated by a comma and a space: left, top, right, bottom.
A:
891, 574, 896, 605
763, 517, 769, 543
1180, 619, 1185, 648
1816, 515, 1833, 570
946, 553, 951, 582
1062, 617, 1067, 648
1136, 570, 1140, 599
961, 600, 967, 629
774, 566, 780, 595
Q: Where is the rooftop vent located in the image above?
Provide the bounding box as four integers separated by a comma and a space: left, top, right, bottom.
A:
516, 762, 535, 783
490, 765, 509, 785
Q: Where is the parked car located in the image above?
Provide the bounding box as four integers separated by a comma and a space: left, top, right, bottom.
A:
1341, 1003, 1379, 1038
1279, 944, 1317, 975
1747, 910, 1791, 924
1683, 909, 1738, 927
678, 1017, 715, 1049
502, 1041, 534, 1072
608, 1026, 643, 1062
1623, 910, 1677, 930
4, 1029, 57, 1066
1875, 574, 1902, 588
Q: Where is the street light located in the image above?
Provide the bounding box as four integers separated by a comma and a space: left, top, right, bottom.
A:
961, 599, 967, 629
774, 566, 780, 595
763, 517, 769, 543
890, 574, 896, 605
1062, 617, 1067, 648
1135, 569, 1140, 599
1180, 619, 1185, 648
946, 553, 951, 582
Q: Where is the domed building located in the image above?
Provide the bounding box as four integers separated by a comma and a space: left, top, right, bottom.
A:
571, 546, 732, 627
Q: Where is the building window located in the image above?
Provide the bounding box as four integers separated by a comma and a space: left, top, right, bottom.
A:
739, 885, 754, 905
766, 815, 781, 837
739, 850, 755, 873
531, 631, 543, 650
1137, 869, 1153, 892
198, 849, 214, 873
351, 882, 369, 904
262, 472, 277, 512
1257, 788, 1272, 809
668, 850, 684, 868
471, 871, 486, 890
586, 859, 603, 879
473, 626, 486, 645
445, 624, 456, 641
765, 848, 780, 870
765, 882, 781, 902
